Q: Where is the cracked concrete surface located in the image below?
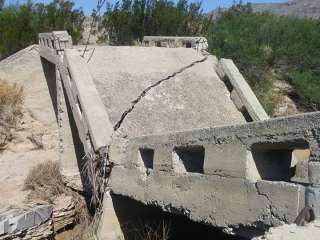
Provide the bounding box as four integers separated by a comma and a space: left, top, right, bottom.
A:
85, 46, 245, 139
113, 55, 209, 131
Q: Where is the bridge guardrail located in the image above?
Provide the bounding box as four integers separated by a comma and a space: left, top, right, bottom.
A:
38, 31, 112, 153
111, 111, 320, 183
62, 50, 113, 152
217, 58, 269, 121
110, 111, 320, 228
143, 36, 208, 52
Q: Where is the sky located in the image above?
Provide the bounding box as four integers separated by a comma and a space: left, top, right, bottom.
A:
7, 0, 288, 15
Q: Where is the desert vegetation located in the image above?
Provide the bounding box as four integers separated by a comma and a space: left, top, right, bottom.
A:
24, 160, 66, 203
0, 0, 319, 115
206, 5, 320, 114
0, 79, 23, 149
102, 0, 203, 45
0, 0, 84, 59
102, 1, 320, 115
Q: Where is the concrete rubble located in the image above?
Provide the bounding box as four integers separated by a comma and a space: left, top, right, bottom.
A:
52, 195, 77, 233
0, 206, 53, 240
0, 195, 79, 239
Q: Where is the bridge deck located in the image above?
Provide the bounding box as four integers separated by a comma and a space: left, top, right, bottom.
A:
83, 46, 245, 138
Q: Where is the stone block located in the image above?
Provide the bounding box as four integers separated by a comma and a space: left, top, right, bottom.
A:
204, 144, 247, 178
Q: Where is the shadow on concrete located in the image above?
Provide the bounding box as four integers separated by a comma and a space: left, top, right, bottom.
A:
111, 193, 248, 240
40, 57, 58, 120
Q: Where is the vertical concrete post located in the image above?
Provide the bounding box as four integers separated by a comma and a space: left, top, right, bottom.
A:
97, 191, 125, 240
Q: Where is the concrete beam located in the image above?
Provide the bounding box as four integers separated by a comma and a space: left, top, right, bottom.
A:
218, 58, 269, 121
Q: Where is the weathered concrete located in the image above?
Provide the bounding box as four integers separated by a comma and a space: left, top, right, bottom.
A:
218, 58, 269, 121
97, 191, 125, 240
143, 36, 208, 51
63, 49, 113, 152
109, 112, 320, 234
85, 46, 245, 139
39, 32, 82, 186
37, 31, 320, 238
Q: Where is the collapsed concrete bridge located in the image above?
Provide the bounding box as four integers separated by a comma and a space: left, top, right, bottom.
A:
38, 31, 320, 239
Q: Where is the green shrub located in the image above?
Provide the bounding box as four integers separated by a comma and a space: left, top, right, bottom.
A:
103, 0, 203, 45
205, 5, 320, 114
0, 0, 84, 59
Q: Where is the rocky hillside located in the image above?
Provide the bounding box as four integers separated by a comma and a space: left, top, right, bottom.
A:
251, 0, 320, 19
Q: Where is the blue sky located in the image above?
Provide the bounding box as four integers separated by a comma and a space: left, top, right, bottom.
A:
7, 0, 288, 15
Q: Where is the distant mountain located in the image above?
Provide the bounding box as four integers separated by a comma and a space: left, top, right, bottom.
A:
251, 0, 320, 19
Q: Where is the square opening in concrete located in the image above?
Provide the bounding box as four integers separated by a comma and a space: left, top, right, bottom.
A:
185, 42, 192, 48
249, 141, 310, 182
173, 146, 205, 173
138, 148, 154, 169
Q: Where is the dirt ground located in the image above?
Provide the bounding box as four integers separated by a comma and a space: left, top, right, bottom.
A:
0, 45, 59, 208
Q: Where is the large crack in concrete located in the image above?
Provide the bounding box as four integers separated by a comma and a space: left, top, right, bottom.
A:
254, 182, 285, 223
113, 56, 208, 131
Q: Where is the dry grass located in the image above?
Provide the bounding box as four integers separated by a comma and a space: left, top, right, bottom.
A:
0, 79, 23, 126
0, 79, 23, 149
24, 161, 66, 203
128, 221, 170, 240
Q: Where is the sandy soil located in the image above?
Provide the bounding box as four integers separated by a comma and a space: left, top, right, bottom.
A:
0, 45, 59, 208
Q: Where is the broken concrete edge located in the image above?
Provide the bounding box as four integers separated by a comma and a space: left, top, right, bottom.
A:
107, 111, 320, 230
217, 58, 269, 121
109, 168, 306, 236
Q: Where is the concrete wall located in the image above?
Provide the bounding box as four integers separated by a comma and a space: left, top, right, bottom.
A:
109, 112, 320, 234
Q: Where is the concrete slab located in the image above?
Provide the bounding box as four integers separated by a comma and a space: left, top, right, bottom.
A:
84, 46, 245, 138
